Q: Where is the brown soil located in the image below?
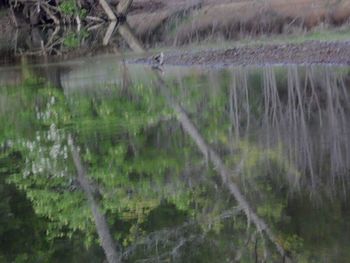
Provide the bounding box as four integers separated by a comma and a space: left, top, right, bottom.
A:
134, 41, 350, 66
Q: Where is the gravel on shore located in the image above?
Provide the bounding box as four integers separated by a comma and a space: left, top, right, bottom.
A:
134, 41, 350, 67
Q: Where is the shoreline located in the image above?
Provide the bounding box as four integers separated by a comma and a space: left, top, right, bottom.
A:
132, 41, 350, 67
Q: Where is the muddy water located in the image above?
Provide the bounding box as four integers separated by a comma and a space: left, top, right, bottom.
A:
1, 57, 350, 262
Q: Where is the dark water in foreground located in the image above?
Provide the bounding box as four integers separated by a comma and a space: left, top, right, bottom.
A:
1, 57, 350, 262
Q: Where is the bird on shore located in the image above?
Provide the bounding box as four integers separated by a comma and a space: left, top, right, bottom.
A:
150, 52, 164, 74
151, 52, 164, 67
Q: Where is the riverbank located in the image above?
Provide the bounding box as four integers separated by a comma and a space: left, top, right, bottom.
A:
133, 40, 350, 66
127, 0, 350, 45
1, 0, 350, 43
0, 0, 350, 65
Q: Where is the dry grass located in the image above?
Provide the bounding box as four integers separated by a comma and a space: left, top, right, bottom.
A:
128, 11, 170, 38
174, 0, 350, 43
127, 0, 350, 45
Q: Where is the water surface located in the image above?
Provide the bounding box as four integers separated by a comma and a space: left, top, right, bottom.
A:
1, 56, 350, 262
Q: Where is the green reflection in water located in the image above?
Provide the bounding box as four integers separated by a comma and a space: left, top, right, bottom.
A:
1, 60, 350, 262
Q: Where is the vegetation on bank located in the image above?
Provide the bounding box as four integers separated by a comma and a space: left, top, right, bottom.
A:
1, 0, 350, 38
2, 0, 132, 26
0, 0, 350, 59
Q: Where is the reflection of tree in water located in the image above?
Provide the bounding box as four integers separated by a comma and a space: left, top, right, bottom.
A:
189, 65, 350, 197
123, 205, 243, 263
260, 66, 350, 196
1, 63, 297, 262
163, 65, 350, 261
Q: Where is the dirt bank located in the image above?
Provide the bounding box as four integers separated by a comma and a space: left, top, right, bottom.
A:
133, 41, 350, 66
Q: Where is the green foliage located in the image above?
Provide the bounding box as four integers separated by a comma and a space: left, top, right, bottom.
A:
0, 66, 287, 261
63, 30, 90, 49
59, 0, 76, 15
282, 234, 304, 252
59, 0, 87, 18
0, 148, 105, 262
1, 69, 199, 252
4, 63, 350, 262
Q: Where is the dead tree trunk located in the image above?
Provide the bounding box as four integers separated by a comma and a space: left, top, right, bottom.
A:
68, 135, 121, 263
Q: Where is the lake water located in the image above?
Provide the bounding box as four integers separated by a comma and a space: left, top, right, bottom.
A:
1, 55, 350, 262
